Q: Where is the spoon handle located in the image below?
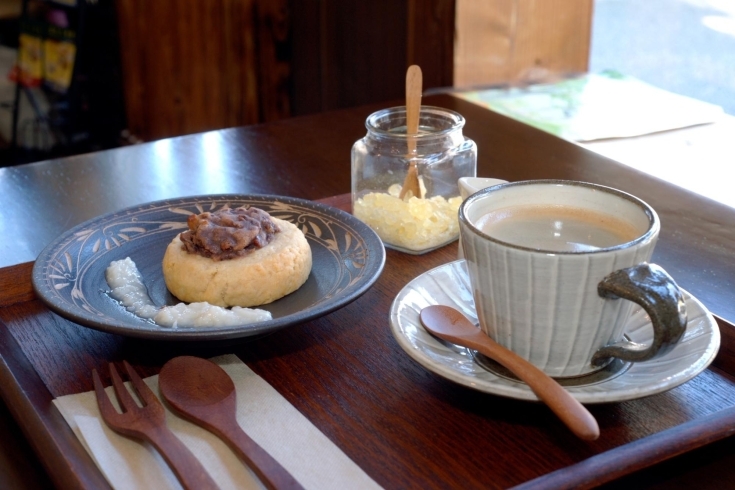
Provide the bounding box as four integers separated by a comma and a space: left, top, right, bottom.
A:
144, 424, 221, 490
405, 64, 422, 155
466, 332, 600, 441
219, 419, 304, 490
399, 65, 423, 200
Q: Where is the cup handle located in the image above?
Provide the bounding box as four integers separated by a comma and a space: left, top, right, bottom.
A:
591, 263, 688, 367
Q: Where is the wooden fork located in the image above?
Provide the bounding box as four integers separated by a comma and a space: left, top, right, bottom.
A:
92, 361, 219, 490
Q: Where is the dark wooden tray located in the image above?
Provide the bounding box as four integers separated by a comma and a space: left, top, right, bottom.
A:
2, 195, 735, 489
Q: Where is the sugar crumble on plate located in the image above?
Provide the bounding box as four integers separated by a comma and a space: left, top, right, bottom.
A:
105, 257, 272, 328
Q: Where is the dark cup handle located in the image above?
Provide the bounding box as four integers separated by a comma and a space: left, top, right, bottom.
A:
591, 263, 687, 367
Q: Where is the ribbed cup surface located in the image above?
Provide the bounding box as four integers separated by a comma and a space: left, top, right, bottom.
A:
459, 180, 658, 378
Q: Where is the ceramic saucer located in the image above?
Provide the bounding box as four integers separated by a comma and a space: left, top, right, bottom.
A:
389, 260, 720, 403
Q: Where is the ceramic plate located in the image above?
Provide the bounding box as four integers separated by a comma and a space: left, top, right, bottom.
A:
390, 260, 720, 403
33, 195, 385, 341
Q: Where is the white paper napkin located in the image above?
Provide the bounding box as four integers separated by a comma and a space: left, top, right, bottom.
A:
53, 354, 382, 490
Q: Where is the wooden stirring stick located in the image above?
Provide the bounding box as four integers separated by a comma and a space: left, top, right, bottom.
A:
420, 306, 600, 441
398, 65, 423, 200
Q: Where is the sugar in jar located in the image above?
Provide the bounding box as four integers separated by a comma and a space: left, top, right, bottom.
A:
351, 106, 477, 254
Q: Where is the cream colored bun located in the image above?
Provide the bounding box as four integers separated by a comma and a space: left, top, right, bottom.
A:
162, 218, 312, 307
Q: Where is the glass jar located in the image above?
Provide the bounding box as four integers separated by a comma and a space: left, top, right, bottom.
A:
351, 106, 477, 254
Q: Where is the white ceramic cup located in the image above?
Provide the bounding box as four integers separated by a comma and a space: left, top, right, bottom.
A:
459, 180, 687, 378
457, 177, 507, 259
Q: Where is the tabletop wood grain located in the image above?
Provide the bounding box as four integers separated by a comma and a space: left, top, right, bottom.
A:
1, 95, 735, 489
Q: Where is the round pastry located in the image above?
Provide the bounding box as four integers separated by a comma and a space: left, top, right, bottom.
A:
162, 207, 312, 307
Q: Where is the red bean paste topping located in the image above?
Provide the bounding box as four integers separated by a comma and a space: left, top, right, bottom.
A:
180, 206, 281, 261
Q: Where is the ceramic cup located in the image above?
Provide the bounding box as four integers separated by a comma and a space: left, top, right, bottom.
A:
459, 180, 688, 378
457, 177, 507, 259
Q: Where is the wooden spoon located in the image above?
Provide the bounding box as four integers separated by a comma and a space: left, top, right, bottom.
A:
419, 306, 600, 441
158, 356, 304, 489
398, 65, 423, 200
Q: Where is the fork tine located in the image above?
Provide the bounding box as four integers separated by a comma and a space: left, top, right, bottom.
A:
109, 362, 139, 412
123, 360, 158, 406
93, 369, 121, 422
92, 364, 220, 489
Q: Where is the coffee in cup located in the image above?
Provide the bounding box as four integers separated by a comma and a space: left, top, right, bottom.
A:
474, 203, 641, 252
459, 180, 687, 378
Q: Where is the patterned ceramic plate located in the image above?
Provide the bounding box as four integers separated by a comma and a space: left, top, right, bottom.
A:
32, 195, 385, 341
390, 260, 720, 403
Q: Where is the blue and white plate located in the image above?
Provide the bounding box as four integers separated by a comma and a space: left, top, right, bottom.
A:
390, 260, 720, 403
33, 194, 385, 341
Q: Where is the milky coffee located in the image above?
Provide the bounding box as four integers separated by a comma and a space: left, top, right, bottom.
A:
474, 204, 641, 252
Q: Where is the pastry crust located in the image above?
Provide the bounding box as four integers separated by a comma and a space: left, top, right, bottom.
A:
162, 217, 312, 307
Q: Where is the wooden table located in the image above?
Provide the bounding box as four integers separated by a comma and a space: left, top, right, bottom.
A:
1, 94, 735, 489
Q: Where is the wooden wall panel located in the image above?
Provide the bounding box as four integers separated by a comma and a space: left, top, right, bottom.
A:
115, 0, 287, 141
255, 0, 290, 122
288, 0, 455, 116
454, 0, 592, 87
289, 0, 404, 115
115, 0, 593, 139
408, 0, 456, 89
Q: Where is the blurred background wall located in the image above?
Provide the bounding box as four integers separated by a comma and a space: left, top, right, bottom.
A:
2, 0, 731, 167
